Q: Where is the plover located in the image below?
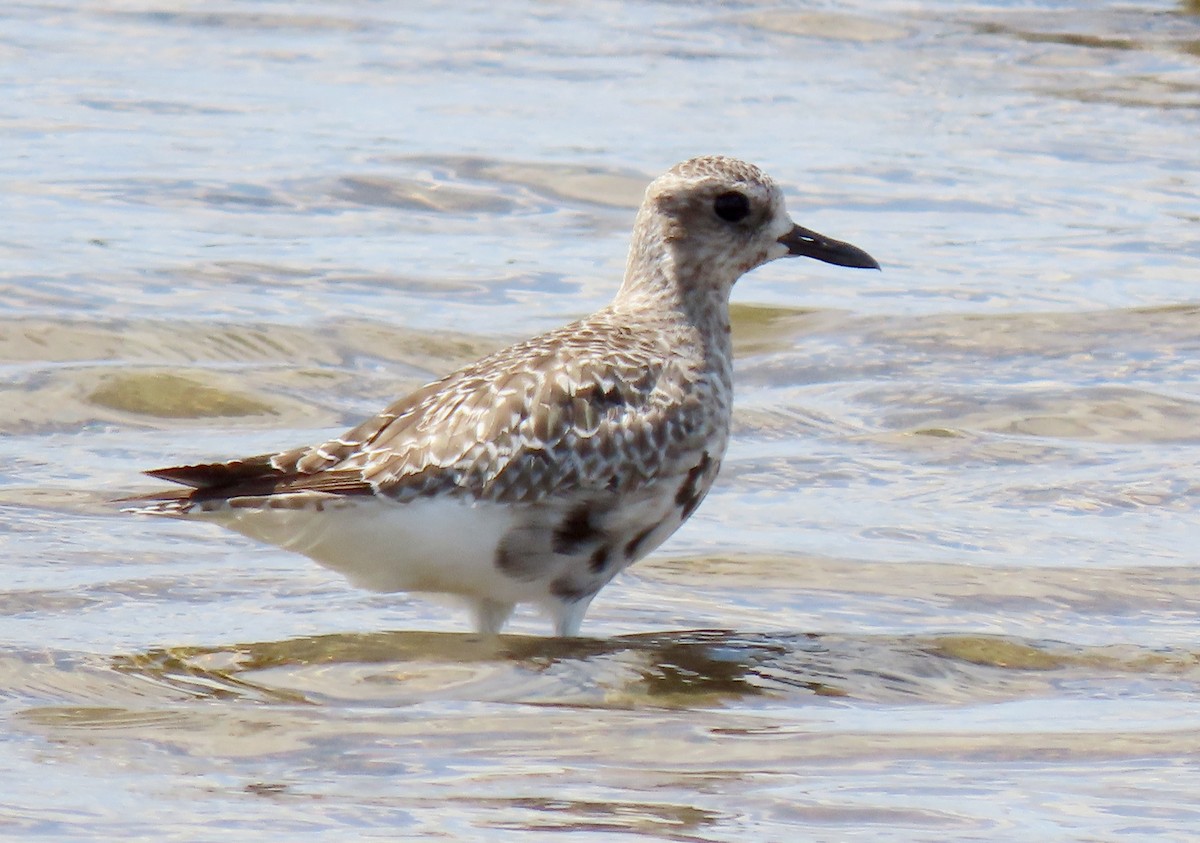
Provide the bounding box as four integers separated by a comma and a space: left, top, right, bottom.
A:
130, 156, 878, 636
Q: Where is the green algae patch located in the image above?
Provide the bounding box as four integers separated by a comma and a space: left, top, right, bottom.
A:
925, 636, 1067, 671
910, 427, 966, 438
89, 372, 274, 418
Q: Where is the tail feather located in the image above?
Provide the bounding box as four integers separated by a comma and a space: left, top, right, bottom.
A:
144, 454, 281, 489
123, 450, 376, 514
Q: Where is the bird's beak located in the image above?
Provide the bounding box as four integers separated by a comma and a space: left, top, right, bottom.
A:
777, 224, 880, 270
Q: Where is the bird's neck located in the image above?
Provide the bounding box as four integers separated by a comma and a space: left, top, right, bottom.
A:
614, 217, 735, 349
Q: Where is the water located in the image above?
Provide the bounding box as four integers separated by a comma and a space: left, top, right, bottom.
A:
3, 0, 1200, 839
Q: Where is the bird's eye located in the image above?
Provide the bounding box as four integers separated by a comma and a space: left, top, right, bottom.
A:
713, 191, 751, 223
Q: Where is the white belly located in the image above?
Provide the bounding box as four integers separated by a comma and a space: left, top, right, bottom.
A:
202, 497, 548, 604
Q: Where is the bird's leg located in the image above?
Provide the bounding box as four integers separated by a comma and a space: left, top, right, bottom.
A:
472, 598, 515, 635
552, 596, 596, 638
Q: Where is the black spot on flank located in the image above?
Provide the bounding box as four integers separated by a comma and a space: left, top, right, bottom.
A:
549, 577, 589, 601
495, 544, 519, 575
675, 452, 712, 521
589, 545, 610, 574
552, 502, 600, 555
493, 530, 547, 581
624, 524, 657, 560
679, 490, 705, 521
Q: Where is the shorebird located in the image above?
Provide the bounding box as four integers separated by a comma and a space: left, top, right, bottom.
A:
129, 156, 878, 636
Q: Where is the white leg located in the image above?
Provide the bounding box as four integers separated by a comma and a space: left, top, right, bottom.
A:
472, 599, 514, 634
552, 596, 595, 638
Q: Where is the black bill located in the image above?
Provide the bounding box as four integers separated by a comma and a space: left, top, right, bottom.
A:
778, 224, 880, 270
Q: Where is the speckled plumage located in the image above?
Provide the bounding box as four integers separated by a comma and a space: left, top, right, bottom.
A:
129, 155, 878, 636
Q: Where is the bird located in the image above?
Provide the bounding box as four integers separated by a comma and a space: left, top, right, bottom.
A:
128, 155, 878, 637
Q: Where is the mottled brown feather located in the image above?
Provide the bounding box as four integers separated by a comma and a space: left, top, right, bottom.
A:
140, 306, 724, 509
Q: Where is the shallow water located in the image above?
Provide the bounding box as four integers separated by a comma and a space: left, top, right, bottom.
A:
3, 0, 1200, 840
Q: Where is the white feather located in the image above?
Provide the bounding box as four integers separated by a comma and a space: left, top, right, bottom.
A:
199, 498, 550, 604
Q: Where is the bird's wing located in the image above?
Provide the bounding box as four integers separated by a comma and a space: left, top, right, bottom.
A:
138, 318, 714, 507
